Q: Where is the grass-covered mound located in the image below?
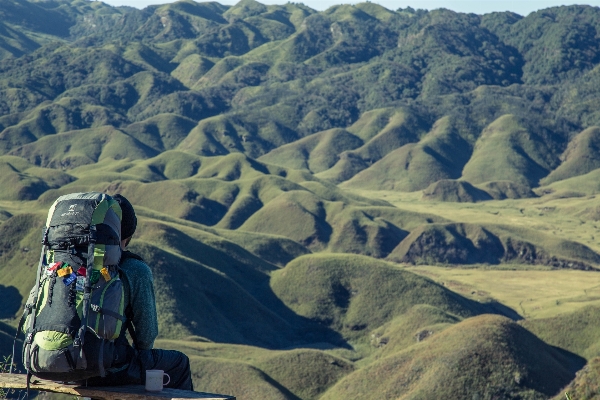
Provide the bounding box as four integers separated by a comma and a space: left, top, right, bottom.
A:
253, 349, 354, 399
313, 108, 426, 184
259, 128, 363, 173
389, 223, 504, 265
271, 254, 503, 341
461, 115, 555, 188
190, 357, 294, 400
538, 168, 600, 197
340, 116, 470, 191
366, 304, 461, 358
321, 314, 584, 400
422, 180, 538, 202
123, 113, 198, 153
128, 220, 344, 347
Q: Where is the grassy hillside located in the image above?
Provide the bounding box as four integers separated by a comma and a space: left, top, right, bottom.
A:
3, 1, 600, 399
322, 315, 584, 400
271, 254, 515, 341
2, 3, 600, 193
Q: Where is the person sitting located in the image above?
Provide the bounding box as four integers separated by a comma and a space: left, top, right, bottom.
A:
86, 194, 193, 390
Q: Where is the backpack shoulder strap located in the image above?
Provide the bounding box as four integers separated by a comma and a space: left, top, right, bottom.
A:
119, 251, 143, 349
124, 305, 140, 350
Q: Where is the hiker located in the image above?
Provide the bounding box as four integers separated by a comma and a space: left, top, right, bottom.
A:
85, 194, 194, 390
19, 192, 192, 391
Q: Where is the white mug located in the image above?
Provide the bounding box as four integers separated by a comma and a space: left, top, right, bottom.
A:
145, 369, 171, 392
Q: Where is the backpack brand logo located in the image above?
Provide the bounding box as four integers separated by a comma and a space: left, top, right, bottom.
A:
61, 204, 80, 217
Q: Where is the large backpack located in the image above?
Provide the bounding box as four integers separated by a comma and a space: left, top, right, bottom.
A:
19, 192, 125, 383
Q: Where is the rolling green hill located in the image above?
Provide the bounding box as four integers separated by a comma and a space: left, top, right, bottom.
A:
2, 1, 600, 399
322, 314, 584, 400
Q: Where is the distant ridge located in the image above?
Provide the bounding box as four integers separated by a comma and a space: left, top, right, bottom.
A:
1, 3, 600, 194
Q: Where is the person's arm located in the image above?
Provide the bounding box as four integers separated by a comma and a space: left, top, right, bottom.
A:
122, 259, 159, 350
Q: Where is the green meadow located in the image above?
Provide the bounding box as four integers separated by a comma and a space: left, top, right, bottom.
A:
2, 0, 600, 398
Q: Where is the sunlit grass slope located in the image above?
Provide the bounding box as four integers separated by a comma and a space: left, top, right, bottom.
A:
259, 128, 363, 173
127, 222, 302, 347
521, 305, 600, 360
9, 126, 158, 169
0, 155, 75, 200
340, 116, 470, 191
352, 188, 600, 255
422, 179, 493, 202
404, 266, 600, 321
461, 114, 555, 187
316, 108, 427, 184
321, 314, 584, 400
124, 113, 197, 152
29, 152, 454, 260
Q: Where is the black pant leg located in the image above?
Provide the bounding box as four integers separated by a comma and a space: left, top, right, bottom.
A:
138, 349, 194, 391
84, 347, 193, 391
85, 344, 140, 386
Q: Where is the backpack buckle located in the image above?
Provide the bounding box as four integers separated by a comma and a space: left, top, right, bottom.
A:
25, 333, 34, 344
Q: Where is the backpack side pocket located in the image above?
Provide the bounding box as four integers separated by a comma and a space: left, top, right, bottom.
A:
89, 277, 125, 340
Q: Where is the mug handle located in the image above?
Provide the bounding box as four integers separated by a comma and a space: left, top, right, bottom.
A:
163, 373, 171, 386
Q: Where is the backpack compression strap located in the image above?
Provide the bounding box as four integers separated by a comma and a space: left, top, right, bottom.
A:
73, 225, 97, 371
21, 228, 50, 374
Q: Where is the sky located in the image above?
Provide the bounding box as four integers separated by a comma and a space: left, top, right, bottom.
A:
101, 0, 600, 15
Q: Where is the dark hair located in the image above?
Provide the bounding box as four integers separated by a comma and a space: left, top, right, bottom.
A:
113, 194, 137, 239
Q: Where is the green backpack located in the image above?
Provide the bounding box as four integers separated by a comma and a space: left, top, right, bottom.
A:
18, 192, 125, 383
